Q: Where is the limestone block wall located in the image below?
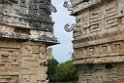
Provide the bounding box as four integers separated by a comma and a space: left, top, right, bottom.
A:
0, 0, 58, 83
71, 0, 124, 64
78, 63, 124, 83
65, 0, 124, 83
0, 39, 19, 83
0, 39, 51, 83
19, 42, 49, 83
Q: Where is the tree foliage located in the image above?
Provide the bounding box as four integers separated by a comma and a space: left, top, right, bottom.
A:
55, 61, 78, 82
47, 58, 59, 82
48, 59, 78, 82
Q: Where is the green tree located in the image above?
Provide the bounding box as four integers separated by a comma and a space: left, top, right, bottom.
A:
47, 58, 59, 82
55, 60, 78, 82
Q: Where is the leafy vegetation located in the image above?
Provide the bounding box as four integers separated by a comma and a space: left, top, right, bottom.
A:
47, 58, 59, 82
47, 58, 78, 82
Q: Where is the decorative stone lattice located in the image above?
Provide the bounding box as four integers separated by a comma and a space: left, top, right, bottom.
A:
65, 0, 124, 83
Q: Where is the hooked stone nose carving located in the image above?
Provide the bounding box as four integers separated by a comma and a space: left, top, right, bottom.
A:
64, 24, 76, 32
49, 5, 57, 13
63, 1, 75, 32
63, 1, 73, 11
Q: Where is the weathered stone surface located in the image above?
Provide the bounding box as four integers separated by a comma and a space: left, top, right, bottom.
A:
65, 0, 124, 83
0, 0, 58, 83
69, 0, 124, 64
0, 0, 59, 44
77, 63, 124, 83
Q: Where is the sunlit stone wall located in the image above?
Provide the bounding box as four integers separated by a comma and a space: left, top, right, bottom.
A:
65, 0, 124, 83
0, 0, 58, 83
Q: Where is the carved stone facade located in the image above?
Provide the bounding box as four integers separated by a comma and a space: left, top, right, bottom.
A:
65, 0, 124, 83
0, 0, 58, 83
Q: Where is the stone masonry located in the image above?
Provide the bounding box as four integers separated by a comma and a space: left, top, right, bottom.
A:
0, 0, 58, 83
64, 0, 124, 83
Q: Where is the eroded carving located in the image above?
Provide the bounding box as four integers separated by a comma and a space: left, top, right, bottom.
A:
0, 0, 58, 83
0, 0, 18, 3
63, 1, 73, 11
64, 24, 75, 32
65, 0, 124, 82
0, 75, 18, 83
49, 5, 57, 13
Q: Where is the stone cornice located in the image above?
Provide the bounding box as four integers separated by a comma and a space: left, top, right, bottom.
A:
70, 0, 102, 15
73, 27, 124, 48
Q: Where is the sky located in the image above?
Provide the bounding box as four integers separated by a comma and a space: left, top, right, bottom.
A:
51, 0, 75, 63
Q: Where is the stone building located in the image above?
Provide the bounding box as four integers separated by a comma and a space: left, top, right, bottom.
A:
65, 0, 124, 83
0, 0, 58, 83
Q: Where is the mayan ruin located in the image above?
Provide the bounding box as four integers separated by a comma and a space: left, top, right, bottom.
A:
1, 0, 124, 83
0, 0, 58, 83
64, 0, 124, 83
